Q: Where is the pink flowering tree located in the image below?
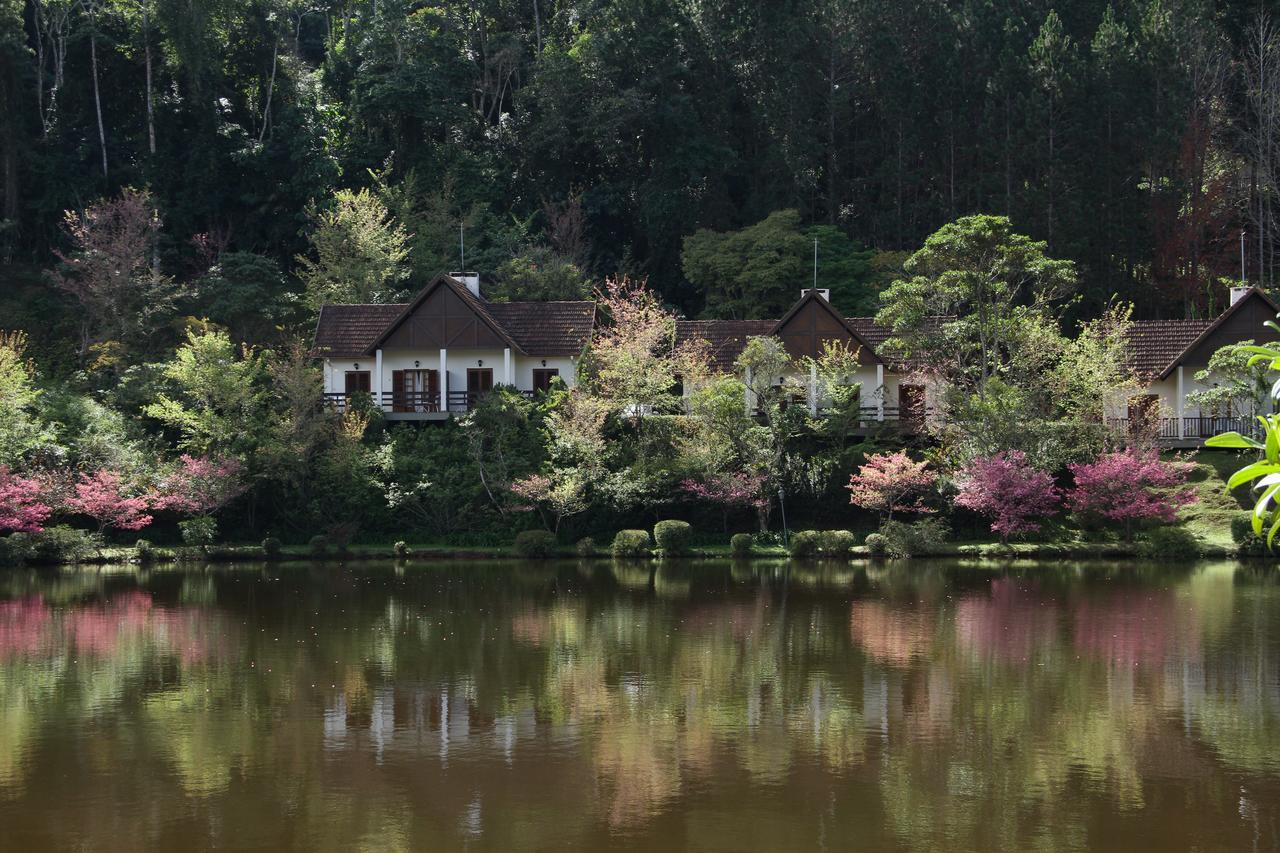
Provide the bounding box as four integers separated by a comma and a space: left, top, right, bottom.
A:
64, 470, 154, 534
847, 451, 937, 522
682, 471, 770, 531
1067, 450, 1196, 539
954, 451, 1060, 542
0, 467, 52, 533
153, 455, 246, 517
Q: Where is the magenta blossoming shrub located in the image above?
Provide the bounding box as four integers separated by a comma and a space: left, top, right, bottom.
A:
0, 467, 52, 533
954, 451, 1059, 541
1067, 450, 1196, 538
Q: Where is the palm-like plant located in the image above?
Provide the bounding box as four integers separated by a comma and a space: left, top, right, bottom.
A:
1205, 325, 1280, 546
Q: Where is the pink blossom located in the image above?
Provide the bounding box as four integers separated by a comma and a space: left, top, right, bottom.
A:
681, 472, 769, 510
847, 451, 936, 521
64, 469, 153, 532
0, 466, 52, 533
1067, 450, 1196, 538
954, 451, 1060, 541
152, 454, 245, 516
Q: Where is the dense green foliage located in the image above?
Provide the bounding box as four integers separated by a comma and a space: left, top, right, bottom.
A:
513, 529, 557, 558
3, 0, 1278, 354
611, 529, 651, 558
653, 519, 692, 556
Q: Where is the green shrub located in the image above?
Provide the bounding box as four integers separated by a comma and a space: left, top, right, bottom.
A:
575, 537, 597, 557
308, 534, 330, 558
864, 533, 887, 558
261, 537, 283, 559
0, 534, 34, 566
1139, 525, 1201, 560
880, 518, 950, 558
29, 526, 99, 564
789, 530, 821, 559
730, 533, 754, 557
653, 520, 693, 556
819, 529, 857, 558
611, 529, 651, 558
134, 539, 156, 563
179, 516, 217, 549
1229, 513, 1269, 556
393, 540, 409, 558
514, 530, 557, 558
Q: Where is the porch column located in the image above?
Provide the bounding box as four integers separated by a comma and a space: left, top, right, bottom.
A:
439, 348, 449, 412
875, 364, 885, 421
374, 349, 384, 411
503, 347, 513, 386
808, 363, 818, 415
1176, 365, 1185, 440
744, 365, 755, 417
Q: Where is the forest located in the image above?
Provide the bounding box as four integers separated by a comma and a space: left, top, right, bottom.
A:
0, 0, 1276, 554
6, 1, 1280, 341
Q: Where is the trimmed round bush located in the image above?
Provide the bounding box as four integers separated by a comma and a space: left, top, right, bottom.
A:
820, 529, 856, 558
308, 534, 330, 558
261, 537, 282, 559
612, 529, 652, 558
1139, 525, 1200, 560
0, 534, 34, 567
864, 532, 887, 558
880, 518, 950, 558
29, 526, 99, 564
393, 540, 409, 558
575, 537, 597, 557
653, 520, 693, 556
133, 539, 155, 563
789, 530, 821, 559
180, 516, 217, 549
730, 533, 754, 557
514, 530, 557, 558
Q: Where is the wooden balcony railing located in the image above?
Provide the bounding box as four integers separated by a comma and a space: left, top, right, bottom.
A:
323, 388, 543, 415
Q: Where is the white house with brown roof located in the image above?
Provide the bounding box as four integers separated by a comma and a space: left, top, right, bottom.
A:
310, 273, 595, 419
1111, 285, 1280, 445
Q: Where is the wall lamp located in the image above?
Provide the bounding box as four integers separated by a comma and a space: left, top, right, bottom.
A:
541, 359, 547, 367
477, 359, 484, 367
353, 363, 360, 370
414, 360, 420, 368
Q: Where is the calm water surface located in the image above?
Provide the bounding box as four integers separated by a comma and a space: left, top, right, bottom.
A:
0, 559, 1277, 852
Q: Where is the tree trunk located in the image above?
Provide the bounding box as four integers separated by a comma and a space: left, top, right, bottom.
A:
259, 35, 280, 143
89, 16, 108, 180
144, 0, 155, 156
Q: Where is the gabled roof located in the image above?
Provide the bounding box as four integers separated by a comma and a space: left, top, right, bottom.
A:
674, 319, 777, 372
310, 304, 404, 358
487, 301, 597, 356
769, 289, 884, 364
1145, 286, 1280, 379
1124, 319, 1213, 377
368, 274, 523, 354
310, 274, 597, 359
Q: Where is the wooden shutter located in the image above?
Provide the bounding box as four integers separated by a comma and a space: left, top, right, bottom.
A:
391, 370, 405, 412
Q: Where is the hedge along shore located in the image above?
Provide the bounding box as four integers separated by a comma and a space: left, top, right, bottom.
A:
3, 538, 1259, 568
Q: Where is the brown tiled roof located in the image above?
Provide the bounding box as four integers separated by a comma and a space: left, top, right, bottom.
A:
488, 301, 596, 356
311, 280, 596, 359
1125, 319, 1213, 377
674, 319, 775, 371
310, 304, 404, 357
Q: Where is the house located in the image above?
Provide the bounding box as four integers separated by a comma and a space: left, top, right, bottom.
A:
674, 288, 939, 429
1116, 285, 1280, 445
310, 273, 595, 418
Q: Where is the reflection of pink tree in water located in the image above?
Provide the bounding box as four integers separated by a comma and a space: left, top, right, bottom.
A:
850, 601, 935, 665
0, 591, 225, 664
955, 579, 1061, 665
1072, 590, 1200, 667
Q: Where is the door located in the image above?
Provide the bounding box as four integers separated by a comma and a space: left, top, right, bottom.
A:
532, 368, 560, 394
392, 369, 438, 412
899, 384, 925, 428
1128, 394, 1159, 437
466, 368, 493, 409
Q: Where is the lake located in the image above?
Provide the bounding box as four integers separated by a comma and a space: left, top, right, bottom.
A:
0, 559, 1277, 852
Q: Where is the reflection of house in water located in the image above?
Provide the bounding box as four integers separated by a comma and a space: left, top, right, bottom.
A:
321, 681, 540, 765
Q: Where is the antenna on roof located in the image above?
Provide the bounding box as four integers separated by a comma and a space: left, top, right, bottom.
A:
813, 237, 818, 291
460, 223, 466, 272
1241, 231, 1247, 286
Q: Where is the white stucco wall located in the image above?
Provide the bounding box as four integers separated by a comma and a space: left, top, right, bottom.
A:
323, 350, 580, 398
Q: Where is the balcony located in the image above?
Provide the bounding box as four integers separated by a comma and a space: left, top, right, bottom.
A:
322, 389, 540, 418
1104, 416, 1264, 445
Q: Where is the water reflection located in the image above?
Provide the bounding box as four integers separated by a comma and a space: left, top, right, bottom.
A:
0, 560, 1275, 851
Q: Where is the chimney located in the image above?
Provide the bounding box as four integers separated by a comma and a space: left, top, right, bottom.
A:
801, 287, 831, 302
450, 271, 481, 297
1230, 285, 1251, 306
